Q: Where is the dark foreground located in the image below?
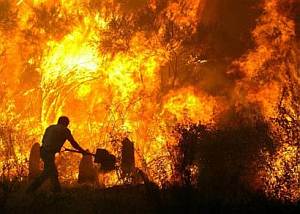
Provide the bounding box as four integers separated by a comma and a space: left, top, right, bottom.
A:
0, 183, 299, 214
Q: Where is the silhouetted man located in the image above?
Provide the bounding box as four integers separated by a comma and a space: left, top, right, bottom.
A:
26, 116, 86, 193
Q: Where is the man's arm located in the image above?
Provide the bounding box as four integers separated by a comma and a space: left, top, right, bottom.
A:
67, 131, 86, 154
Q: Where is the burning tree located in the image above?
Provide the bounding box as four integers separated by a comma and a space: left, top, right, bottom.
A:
0, 0, 298, 203
235, 0, 300, 202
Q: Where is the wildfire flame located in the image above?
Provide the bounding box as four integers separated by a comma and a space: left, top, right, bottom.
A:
0, 0, 299, 202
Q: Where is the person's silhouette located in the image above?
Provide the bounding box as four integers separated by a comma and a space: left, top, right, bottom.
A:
26, 116, 86, 193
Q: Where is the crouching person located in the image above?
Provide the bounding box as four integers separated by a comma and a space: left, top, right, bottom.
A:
26, 116, 87, 193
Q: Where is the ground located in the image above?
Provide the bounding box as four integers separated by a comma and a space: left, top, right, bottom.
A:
0, 182, 299, 214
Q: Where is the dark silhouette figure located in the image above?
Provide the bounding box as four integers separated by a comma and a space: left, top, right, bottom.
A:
26, 116, 86, 193
28, 143, 42, 181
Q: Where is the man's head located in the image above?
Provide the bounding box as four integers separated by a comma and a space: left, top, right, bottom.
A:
57, 116, 70, 127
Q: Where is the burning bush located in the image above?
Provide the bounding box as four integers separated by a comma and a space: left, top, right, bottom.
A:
170, 104, 274, 199
0, 0, 298, 203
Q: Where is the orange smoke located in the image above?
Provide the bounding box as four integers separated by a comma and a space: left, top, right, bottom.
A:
0, 0, 298, 202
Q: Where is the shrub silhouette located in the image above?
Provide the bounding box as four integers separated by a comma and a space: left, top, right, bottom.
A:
175, 105, 274, 201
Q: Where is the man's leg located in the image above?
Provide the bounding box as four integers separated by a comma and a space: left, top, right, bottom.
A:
26, 153, 58, 193
26, 169, 48, 193
48, 162, 61, 193
26, 156, 51, 193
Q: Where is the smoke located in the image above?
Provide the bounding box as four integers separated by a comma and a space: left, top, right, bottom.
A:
0, 0, 299, 201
